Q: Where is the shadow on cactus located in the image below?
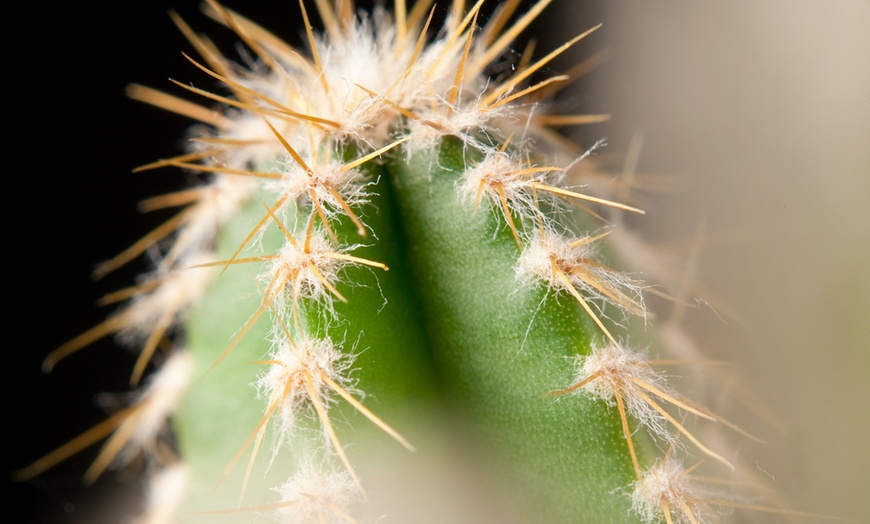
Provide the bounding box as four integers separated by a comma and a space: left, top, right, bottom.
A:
15, 1, 838, 523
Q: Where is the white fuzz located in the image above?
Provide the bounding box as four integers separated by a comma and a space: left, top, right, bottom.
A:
120, 254, 217, 346
160, 174, 257, 269
245, 8, 415, 145
562, 342, 740, 472
191, 7, 438, 152
79, 351, 193, 483
182, 1, 569, 170
313, 10, 413, 141
402, 103, 507, 156
134, 463, 190, 524
631, 458, 719, 524
43, 253, 217, 379
261, 228, 365, 317
460, 148, 553, 227
273, 460, 361, 524
566, 343, 674, 445
124, 351, 194, 456
517, 230, 647, 322
269, 153, 371, 225
257, 336, 355, 451
212, 115, 298, 171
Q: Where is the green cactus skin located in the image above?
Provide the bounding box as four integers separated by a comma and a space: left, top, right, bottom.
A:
385, 136, 649, 522
174, 164, 444, 519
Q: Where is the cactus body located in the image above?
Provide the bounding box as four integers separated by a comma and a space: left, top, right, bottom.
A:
18, 2, 783, 523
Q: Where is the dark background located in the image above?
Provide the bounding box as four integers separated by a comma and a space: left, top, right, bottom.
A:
11, 1, 611, 522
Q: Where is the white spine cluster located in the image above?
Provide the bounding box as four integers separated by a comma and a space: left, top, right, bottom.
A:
136, 463, 191, 524
273, 459, 362, 524
517, 229, 647, 345
631, 457, 718, 524
257, 336, 354, 452
566, 344, 674, 445
261, 227, 363, 316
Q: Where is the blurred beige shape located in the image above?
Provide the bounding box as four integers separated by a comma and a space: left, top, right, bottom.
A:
599, 1, 870, 521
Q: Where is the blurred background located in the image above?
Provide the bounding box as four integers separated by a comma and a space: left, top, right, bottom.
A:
597, 2, 870, 521
11, 1, 867, 522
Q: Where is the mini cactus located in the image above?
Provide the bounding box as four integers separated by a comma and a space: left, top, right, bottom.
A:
15, 1, 856, 523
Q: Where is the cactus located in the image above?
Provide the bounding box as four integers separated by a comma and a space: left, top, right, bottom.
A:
17, 1, 844, 523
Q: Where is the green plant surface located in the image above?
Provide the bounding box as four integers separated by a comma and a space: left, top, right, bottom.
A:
386, 136, 646, 521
